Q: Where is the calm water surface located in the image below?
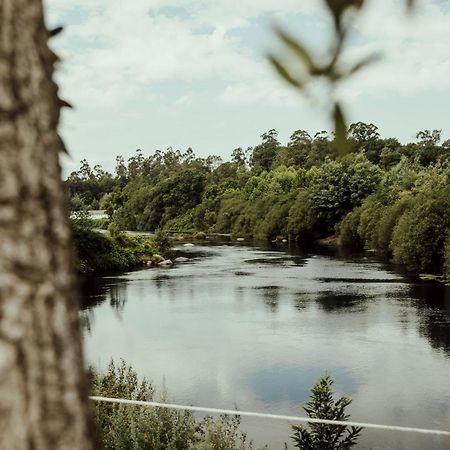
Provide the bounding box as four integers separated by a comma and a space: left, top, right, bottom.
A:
81, 242, 450, 449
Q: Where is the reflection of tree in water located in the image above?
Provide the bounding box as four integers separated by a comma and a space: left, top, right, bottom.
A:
79, 309, 95, 333
411, 283, 450, 355
109, 283, 128, 315
257, 286, 280, 312
153, 274, 171, 289
79, 277, 129, 322
293, 294, 309, 311
314, 292, 368, 312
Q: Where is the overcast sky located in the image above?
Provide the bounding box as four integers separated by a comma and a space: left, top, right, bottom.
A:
44, 0, 450, 175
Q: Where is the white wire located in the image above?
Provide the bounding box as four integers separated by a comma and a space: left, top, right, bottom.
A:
89, 396, 450, 437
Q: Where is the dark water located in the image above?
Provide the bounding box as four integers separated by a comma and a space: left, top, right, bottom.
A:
80, 242, 450, 449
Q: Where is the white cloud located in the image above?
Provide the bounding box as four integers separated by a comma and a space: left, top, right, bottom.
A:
43, 0, 450, 163
45, 0, 450, 113
44, 0, 329, 110
337, 0, 450, 100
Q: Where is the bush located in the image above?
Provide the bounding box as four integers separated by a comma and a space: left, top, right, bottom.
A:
190, 415, 263, 450
253, 194, 292, 241
92, 217, 110, 229
290, 375, 362, 450
153, 229, 172, 254
339, 208, 363, 249
91, 361, 196, 450
214, 191, 247, 234
91, 361, 266, 450
357, 196, 384, 249
390, 186, 450, 273
72, 226, 159, 274
374, 196, 412, 255
287, 190, 316, 242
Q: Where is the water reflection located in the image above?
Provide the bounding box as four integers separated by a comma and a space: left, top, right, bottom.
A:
314, 292, 368, 313
248, 365, 356, 403
412, 283, 450, 355
80, 243, 450, 449
257, 286, 281, 312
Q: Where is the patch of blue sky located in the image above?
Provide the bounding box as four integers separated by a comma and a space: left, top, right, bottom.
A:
149, 5, 193, 21
153, 79, 227, 100
191, 24, 216, 36
227, 11, 332, 59
49, 5, 94, 26
247, 364, 357, 404
348, 90, 450, 143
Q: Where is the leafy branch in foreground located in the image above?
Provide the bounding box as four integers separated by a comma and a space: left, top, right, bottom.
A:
290, 375, 362, 450
269, 0, 415, 154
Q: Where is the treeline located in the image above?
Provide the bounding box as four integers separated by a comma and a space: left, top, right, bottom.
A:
66, 123, 450, 278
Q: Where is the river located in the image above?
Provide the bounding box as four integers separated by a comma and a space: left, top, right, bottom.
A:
80, 241, 450, 449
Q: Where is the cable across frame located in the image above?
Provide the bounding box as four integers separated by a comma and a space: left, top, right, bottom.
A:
89, 396, 450, 437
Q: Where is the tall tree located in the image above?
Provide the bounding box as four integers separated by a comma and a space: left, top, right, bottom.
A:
0, 1, 96, 449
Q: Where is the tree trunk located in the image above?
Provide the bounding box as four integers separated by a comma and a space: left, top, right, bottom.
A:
0, 0, 97, 448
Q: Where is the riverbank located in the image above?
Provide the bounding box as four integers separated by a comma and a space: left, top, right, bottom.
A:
72, 223, 172, 274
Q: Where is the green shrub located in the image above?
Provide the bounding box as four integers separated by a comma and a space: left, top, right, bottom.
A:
72, 226, 159, 274
91, 361, 266, 450
190, 415, 264, 450
92, 217, 110, 229
339, 208, 363, 249
291, 375, 362, 450
230, 202, 260, 238
374, 196, 412, 255
391, 185, 450, 273
357, 197, 384, 249
214, 191, 247, 234
153, 230, 172, 254
253, 194, 292, 241
287, 190, 316, 242
91, 361, 196, 450
164, 211, 197, 233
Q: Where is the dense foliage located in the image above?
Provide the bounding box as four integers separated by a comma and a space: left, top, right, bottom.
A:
71, 210, 167, 274
66, 124, 450, 277
90, 361, 265, 450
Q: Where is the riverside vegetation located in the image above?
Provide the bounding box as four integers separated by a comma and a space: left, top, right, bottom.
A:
67, 124, 450, 280
91, 361, 360, 450
71, 209, 171, 274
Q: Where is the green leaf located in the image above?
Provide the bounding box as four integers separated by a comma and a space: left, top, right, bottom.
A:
274, 27, 316, 72
268, 55, 304, 89
325, 0, 365, 30
333, 102, 351, 155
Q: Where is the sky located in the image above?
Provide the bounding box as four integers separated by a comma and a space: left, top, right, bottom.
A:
43, 0, 450, 175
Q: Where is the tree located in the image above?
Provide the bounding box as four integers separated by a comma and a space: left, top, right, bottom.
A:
0, 1, 95, 448
291, 375, 362, 450
416, 129, 441, 146
284, 130, 312, 166
231, 147, 247, 166
250, 129, 281, 173
415, 129, 443, 165
348, 122, 380, 144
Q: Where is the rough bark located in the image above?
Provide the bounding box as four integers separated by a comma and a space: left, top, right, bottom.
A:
0, 0, 97, 448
